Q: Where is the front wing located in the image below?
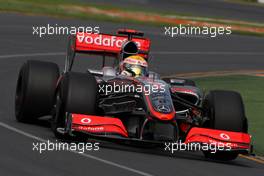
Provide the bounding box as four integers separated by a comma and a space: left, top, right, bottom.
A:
70, 113, 252, 153
185, 127, 251, 152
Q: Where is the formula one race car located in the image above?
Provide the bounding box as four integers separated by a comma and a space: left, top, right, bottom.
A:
15, 29, 252, 161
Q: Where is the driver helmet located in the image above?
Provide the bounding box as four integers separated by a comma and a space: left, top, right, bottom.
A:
120, 55, 148, 77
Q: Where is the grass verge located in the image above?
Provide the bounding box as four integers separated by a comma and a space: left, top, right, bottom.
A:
0, 0, 264, 36
193, 75, 264, 156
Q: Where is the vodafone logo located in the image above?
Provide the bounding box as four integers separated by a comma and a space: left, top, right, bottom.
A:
220, 133, 230, 140
77, 34, 141, 48
81, 118, 92, 124
78, 126, 104, 132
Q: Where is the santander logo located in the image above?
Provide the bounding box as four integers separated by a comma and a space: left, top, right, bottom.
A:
81, 118, 92, 124
77, 34, 141, 49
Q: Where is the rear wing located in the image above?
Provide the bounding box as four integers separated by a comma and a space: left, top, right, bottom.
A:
65, 29, 151, 72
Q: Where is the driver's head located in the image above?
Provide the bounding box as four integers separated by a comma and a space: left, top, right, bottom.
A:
120, 55, 148, 77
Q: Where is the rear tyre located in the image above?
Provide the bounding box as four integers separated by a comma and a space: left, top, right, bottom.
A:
202, 90, 248, 161
51, 72, 97, 138
15, 60, 59, 123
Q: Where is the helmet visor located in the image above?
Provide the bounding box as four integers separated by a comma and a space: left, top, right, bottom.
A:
124, 63, 148, 77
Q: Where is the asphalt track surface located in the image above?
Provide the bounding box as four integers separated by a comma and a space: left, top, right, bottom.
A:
82, 0, 264, 23
0, 13, 264, 176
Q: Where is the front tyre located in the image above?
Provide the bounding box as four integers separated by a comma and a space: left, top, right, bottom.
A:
51, 72, 97, 138
202, 90, 248, 161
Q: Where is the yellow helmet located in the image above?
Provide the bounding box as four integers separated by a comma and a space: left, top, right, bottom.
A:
121, 55, 148, 77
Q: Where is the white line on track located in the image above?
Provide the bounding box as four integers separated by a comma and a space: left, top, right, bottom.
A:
0, 122, 154, 176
